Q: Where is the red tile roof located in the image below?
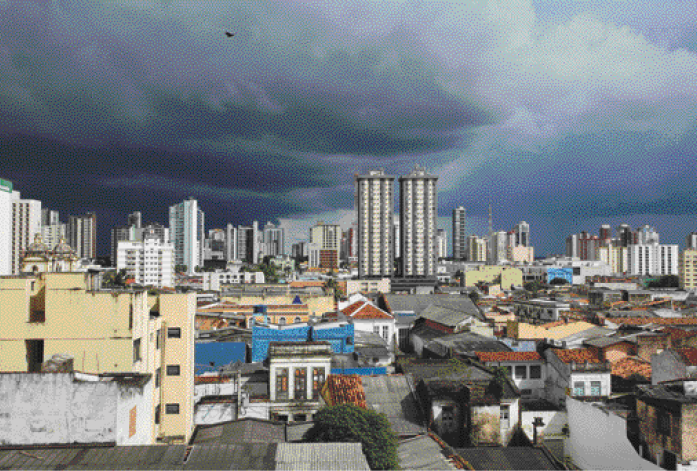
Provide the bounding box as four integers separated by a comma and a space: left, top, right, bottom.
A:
676, 348, 697, 366
322, 375, 367, 409
608, 318, 697, 326
553, 348, 601, 364
539, 320, 566, 329
475, 351, 542, 363
290, 281, 326, 288
611, 357, 651, 380
341, 301, 393, 320
663, 327, 697, 341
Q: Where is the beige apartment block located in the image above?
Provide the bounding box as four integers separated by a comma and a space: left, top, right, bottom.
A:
0, 272, 195, 444
680, 249, 697, 290
463, 266, 523, 290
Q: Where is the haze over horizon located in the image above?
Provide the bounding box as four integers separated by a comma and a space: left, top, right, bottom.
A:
2, 0, 697, 257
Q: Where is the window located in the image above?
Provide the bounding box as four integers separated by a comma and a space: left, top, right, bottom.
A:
155, 368, 161, 388
590, 381, 601, 396
167, 327, 181, 338
500, 405, 510, 429
278, 317, 286, 325
156, 329, 161, 349
29, 310, 45, 323
295, 368, 307, 400
346, 336, 353, 346
573, 381, 585, 396
373, 326, 380, 335
529, 365, 542, 379
382, 326, 389, 342
514, 365, 527, 379
658, 411, 671, 435
133, 339, 142, 363
165, 403, 179, 414
166, 365, 180, 376
154, 404, 160, 425
276, 368, 288, 400
313, 368, 325, 397
294, 317, 301, 323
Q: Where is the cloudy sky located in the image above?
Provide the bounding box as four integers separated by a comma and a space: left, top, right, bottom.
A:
2, 0, 697, 257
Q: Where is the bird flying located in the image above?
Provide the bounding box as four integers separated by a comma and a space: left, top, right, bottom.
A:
225, 31, 234, 37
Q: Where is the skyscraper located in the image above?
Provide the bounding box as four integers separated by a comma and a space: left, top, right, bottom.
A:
686, 232, 697, 250
169, 198, 204, 273
399, 166, 438, 277
262, 222, 285, 257
355, 169, 395, 278
67, 212, 97, 260
514, 221, 530, 247
127, 211, 142, 229
237, 221, 260, 264
452, 206, 466, 260
437, 228, 447, 259
225, 223, 238, 262
309, 221, 341, 269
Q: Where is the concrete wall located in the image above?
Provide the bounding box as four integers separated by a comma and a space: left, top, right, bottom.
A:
0, 373, 152, 446
653, 351, 689, 385
194, 403, 236, 425
521, 409, 567, 441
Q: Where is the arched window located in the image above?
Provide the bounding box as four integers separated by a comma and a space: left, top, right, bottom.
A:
278, 317, 287, 326
294, 317, 302, 323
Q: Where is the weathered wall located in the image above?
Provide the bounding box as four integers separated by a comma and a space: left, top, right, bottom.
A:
115, 376, 154, 446
470, 404, 501, 446
0, 373, 117, 446
521, 409, 567, 441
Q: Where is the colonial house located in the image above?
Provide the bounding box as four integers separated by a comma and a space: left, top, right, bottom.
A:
544, 348, 612, 407
341, 300, 396, 346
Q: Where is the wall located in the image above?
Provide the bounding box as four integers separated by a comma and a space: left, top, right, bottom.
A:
470, 404, 501, 446
0, 373, 152, 446
222, 294, 335, 317
653, 351, 688, 385
567, 397, 659, 470
521, 409, 567, 442
194, 403, 236, 425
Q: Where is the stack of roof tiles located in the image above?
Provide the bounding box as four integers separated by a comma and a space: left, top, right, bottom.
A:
322, 375, 367, 409
611, 357, 652, 380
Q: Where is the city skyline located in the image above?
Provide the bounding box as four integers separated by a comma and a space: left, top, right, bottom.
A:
2, 1, 697, 256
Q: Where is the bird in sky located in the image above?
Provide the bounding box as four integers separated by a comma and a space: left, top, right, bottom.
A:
225, 32, 235, 37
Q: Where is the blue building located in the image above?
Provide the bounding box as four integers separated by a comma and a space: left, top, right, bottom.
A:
252, 322, 354, 362
547, 267, 573, 284
195, 341, 247, 374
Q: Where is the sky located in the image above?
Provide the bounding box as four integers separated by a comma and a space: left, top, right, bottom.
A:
1, 0, 697, 257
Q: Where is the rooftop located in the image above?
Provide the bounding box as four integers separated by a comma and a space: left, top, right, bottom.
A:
611, 357, 652, 380
190, 418, 286, 445
455, 446, 563, 470
361, 375, 426, 436
676, 347, 697, 366
341, 301, 393, 320
551, 348, 601, 364
475, 351, 543, 363
321, 375, 367, 409
397, 435, 457, 470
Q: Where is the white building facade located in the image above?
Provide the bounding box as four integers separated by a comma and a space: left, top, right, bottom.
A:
117, 236, 175, 288
0, 178, 13, 276
67, 212, 97, 260
627, 243, 679, 276
12, 196, 42, 274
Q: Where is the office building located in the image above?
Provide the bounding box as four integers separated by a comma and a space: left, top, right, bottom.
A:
262, 222, 284, 257
452, 206, 466, 260
687, 232, 697, 250
0, 272, 196, 443
0, 178, 14, 275
12, 197, 42, 274
309, 221, 341, 269
67, 212, 97, 260
128, 211, 142, 229
237, 221, 260, 264
627, 243, 678, 276
488, 231, 508, 265
399, 166, 438, 277
355, 169, 395, 278
169, 198, 204, 273
117, 230, 175, 288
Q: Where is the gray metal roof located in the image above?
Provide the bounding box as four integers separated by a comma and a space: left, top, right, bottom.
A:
191, 419, 286, 445
184, 443, 277, 470
583, 336, 634, 348
428, 332, 512, 355
285, 422, 314, 442
397, 435, 456, 470
455, 446, 563, 470
361, 375, 427, 437
275, 443, 370, 470
400, 359, 494, 383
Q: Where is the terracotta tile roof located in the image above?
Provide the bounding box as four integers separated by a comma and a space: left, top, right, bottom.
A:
552, 348, 601, 364
341, 301, 393, 320
195, 376, 231, 384
290, 281, 326, 288
322, 375, 367, 409
611, 357, 651, 380
539, 320, 566, 329
676, 348, 697, 366
475, 351, 542, 363
663, 327, 697, 341
608, 318, 697, 326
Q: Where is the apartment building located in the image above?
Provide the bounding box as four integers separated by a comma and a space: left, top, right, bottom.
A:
680, 249, 697, 290
355, 169, 395, 278
0, 178, 14, 275
400, 166, 438, 277
452, 206, 466, 260
67, 212, 97, 260
117, 233, 175, 288
12, 197, 42, 274
0, 272, 196, 444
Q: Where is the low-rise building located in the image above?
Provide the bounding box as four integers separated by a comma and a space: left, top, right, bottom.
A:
544, 348, 612, 407
513, 299, 571, 323
475, 351, 546, 401
345, 278, 390, 295
116, 234, 174, 288
341, 300, 396, 346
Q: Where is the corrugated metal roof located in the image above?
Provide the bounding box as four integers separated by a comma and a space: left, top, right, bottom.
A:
275, 443, 370, 471
455, 446, 562, 470
184, 443, 277, 470
397, 435, 456, 470
191, 419, 286, 445
361, 375, 426, 436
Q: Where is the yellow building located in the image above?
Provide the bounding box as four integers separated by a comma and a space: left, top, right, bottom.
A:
680, 249, 697, 290
597, 246, 628, 274
0, 272, 195, 444
463, 266, 523, 290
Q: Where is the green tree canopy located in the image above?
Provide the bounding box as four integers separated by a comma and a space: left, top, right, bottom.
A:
647, 275, 679, 288
304, 404, 399, 470
549, 277, 569, 285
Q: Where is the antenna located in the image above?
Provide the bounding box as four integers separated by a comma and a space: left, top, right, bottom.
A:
488, 204, 493, 236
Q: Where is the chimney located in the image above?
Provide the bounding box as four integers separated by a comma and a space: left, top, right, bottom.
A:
684, 381, 697, 396
41, 354, 74, 373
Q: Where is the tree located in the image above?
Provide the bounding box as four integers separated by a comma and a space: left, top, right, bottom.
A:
174, 264, 188, 273
468, 290, 480, 304
647, 275, 679, 288
304, 404, 399, 470
549, 277, 569, 286
487, 366, 509, 400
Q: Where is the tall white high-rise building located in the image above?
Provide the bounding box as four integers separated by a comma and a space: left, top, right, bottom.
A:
262, 222, 284, 257
0, 178, 15, 275
437, 229, 447, 259
467, 235, 487, 262
686, 232, 697, 250
355, 169, 395, 278
627, 243, 678, 276
41, 209, 66, 249
488, 231, 508, 265
399, 166, 438, 277
116, 230, 174, 288
12, 197, 42, 274
514, 221, 530, 247
225, 223, 238, 262
393, 215, 400, 260
67, 212, 97, 260
452, 207, 466, 260
169, 198, 204, 273
236, 221, 259, 264
127, 211, 142, 229
636, 225, 659, 245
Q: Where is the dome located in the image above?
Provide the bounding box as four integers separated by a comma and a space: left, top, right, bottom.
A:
26, 234, 49, 254
53, 238, 77, 258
